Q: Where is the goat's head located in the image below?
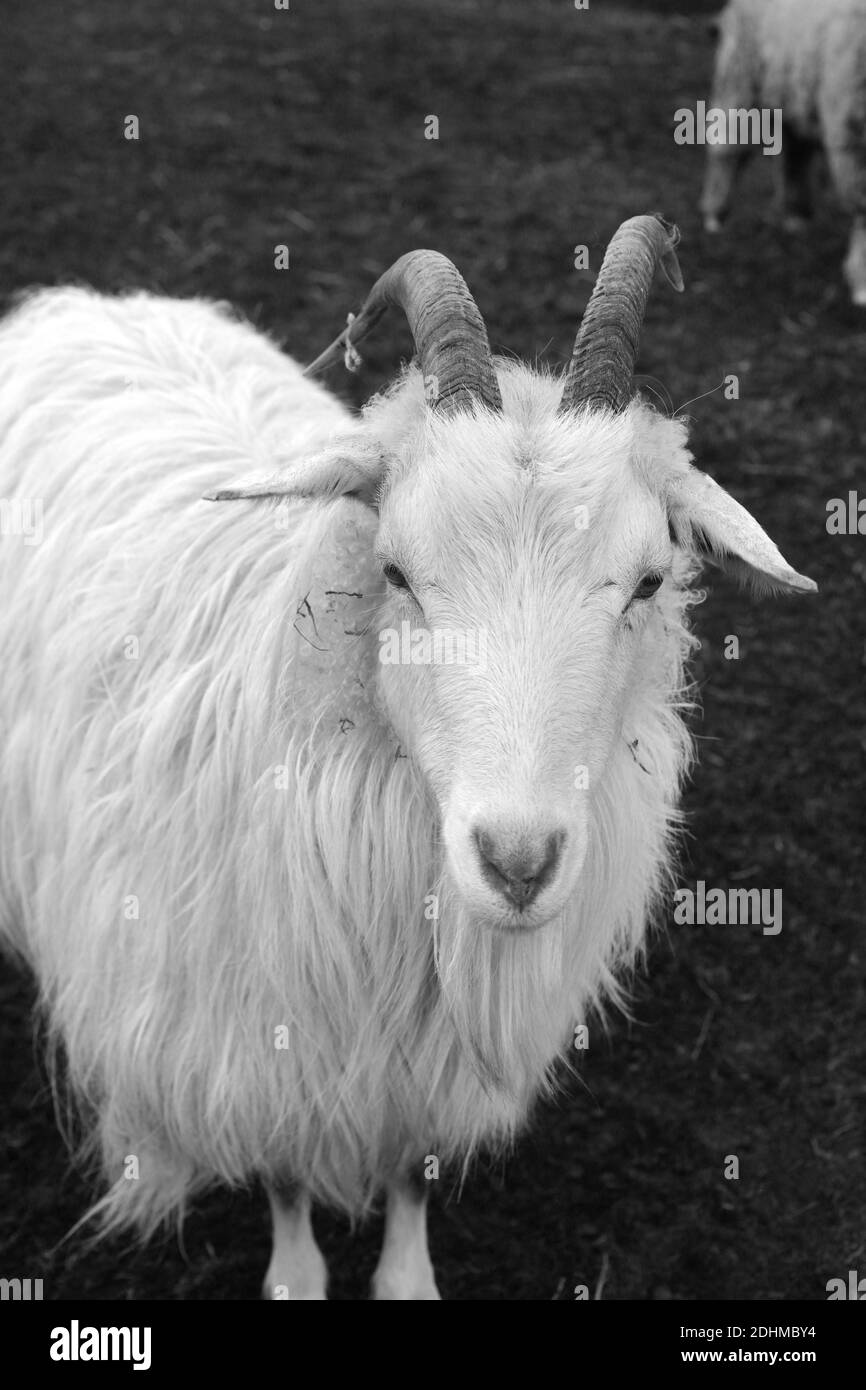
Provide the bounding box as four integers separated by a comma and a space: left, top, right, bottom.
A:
210, 216, 816, 936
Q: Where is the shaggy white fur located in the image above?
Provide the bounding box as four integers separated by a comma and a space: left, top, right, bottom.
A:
701, 0, 866, 303
0, 287, 813, 1245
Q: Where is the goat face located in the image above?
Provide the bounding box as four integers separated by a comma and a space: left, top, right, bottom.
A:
213, 371, 814, 935
369, 383, 681, 932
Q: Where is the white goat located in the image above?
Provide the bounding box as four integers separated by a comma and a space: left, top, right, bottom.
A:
701, 0, 866, 303
0, 216, 815, 1299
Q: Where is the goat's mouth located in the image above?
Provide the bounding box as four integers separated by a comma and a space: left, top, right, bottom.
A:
487, 904, 558, 936
450, 873, 573, 936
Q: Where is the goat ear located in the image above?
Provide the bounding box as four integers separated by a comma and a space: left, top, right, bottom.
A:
669, 469, 817, 595
203, 436, 388, 509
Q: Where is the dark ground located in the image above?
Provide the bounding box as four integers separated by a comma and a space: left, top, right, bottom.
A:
1, 0, 863, 1300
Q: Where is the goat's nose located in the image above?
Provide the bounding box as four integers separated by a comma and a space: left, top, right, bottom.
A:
472, 826, 565, 909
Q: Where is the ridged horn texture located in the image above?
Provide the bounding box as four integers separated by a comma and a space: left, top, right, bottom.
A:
559, 214, 684, 416
304, 250, 502, 416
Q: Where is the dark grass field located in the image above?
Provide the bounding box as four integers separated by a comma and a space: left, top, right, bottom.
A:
1, 0, 864, 1300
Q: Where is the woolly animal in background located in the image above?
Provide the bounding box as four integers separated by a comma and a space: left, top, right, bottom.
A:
701, 0, 866, 304
0, 215, 815, 1299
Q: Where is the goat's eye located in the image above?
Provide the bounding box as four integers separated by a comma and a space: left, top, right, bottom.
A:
629, 572, 664, 604
383, 562, 410, 590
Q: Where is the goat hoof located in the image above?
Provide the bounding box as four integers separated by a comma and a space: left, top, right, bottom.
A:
371, 1277, 442, 1300
262, 1279, 327, 1300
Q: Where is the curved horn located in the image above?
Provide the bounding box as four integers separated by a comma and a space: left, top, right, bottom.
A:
304, 250, 502, 415
559, 214, 684, 416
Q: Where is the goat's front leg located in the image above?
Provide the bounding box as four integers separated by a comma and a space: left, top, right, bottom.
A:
263, 1184, 328, 1300
371, 1174, 441, 1300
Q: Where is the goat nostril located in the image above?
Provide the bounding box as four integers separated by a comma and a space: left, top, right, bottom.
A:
472, 827, 564, 909
475, 829, 496, 865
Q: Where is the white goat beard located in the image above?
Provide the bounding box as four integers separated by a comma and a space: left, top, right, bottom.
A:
433, 879, 570, 1096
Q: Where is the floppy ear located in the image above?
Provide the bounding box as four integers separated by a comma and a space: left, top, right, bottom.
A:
668, 469, 817, 596
203, 435, 389, 509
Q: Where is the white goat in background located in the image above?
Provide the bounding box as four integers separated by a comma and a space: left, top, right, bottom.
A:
0, 215, 815, 1299
701, 0, 866, 304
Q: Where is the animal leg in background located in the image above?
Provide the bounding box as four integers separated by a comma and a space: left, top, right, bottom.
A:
823, 141, 866, 304
843, 214, 866, 306
701, 146, 751, 233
